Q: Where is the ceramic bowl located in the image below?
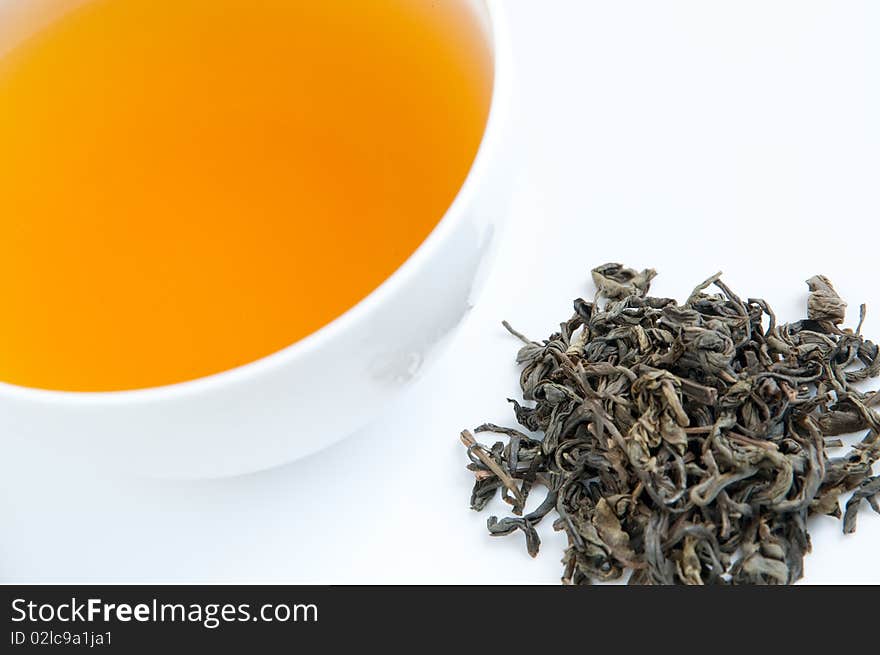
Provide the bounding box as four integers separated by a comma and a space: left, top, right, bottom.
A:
0, 0, 515, 477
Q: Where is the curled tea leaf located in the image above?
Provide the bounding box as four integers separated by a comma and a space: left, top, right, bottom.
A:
591, 263, 656, 300
842, 475, 880, 534
807, 275, 847, 325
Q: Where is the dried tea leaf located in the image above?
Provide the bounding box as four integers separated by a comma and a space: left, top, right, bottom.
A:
807, 275, 847, 325
462, 266, 880, 585
591, 263, 656, 300
843, 475, 880, 534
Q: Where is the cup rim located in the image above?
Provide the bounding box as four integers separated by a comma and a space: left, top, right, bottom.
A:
0, 0, 512, 405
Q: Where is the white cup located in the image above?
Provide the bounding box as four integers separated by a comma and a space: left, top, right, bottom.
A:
0, 0, 515, 478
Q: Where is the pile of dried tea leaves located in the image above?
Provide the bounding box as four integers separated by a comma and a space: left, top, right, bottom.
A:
461, 264, 880, 584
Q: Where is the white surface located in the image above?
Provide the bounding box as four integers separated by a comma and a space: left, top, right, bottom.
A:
2, 0, 879, 583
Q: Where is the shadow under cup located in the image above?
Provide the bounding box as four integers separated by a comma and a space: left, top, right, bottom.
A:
0, 0, 511, 477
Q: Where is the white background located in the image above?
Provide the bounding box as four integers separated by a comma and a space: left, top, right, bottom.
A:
2, 0, 879, 583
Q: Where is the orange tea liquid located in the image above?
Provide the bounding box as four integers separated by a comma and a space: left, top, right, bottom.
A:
0, 0, 492, 391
